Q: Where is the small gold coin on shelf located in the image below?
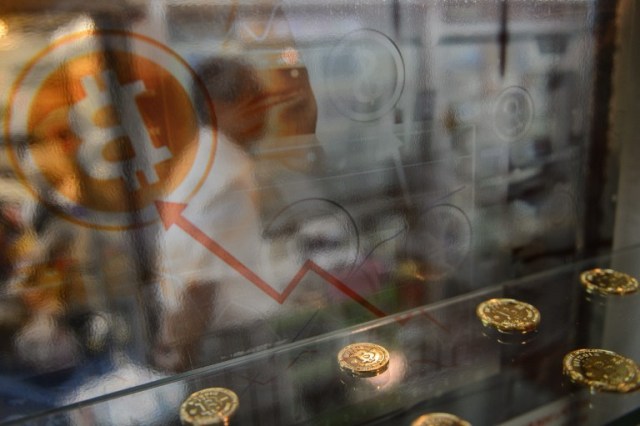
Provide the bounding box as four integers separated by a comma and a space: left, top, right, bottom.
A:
476, 298, 540, 334
411, 412, 471, 426
580, 268, 639, 296
337, 342, 390, 377
180, 387, 239, 426
563, 348, 640, 393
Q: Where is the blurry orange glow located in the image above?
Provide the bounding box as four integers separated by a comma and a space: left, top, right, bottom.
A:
0, 19, 8, 38
281, 47, 299, 66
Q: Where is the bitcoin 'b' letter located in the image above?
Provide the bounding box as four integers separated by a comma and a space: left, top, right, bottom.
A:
69, 69, 173, 190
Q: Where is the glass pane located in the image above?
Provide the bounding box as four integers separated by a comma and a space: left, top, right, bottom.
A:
0, 0, 638, 424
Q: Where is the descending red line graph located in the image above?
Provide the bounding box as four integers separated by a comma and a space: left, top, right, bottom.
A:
155, 200, 387, 319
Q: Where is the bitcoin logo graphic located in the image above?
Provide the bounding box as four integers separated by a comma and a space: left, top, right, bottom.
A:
493, 86, 534, 141
6, 31, 216, 229
69, 70, 173, 190
326, 29, 404, 121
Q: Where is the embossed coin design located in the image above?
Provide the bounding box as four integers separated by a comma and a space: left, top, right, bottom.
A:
180, 387, 239, 425
338, 342, 390, 377
580, 268, 639, 296
476, 298, 540, 334
563, 349, 640, 393
411, 412, 472, 426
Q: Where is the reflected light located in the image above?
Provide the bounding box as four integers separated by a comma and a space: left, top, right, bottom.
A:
0, 19, 7, 38
366, 351, 407, 389
281, 47, 300, 66
51, 16, 95, 42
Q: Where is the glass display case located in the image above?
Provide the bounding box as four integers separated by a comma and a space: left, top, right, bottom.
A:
0, 0, 639, 424
6, 251, 640, 425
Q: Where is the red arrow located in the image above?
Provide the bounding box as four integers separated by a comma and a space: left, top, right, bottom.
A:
154, 200, 387, 318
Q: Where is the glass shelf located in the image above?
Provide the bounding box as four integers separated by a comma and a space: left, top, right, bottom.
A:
7, 248, 640, 426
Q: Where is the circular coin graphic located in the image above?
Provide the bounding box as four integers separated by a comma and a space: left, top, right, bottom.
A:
263, 198, 359, 273
580, 268, 639, 296
540, 188, 577, 230
493, 86, 533, 141
326, 29, 404, 121
476, 298, 540, 334
411, 413, 471, 426
563, 349, 640, 393
338, 342, 390, 377
180, 387, 239, 425
6, 30, 216, 230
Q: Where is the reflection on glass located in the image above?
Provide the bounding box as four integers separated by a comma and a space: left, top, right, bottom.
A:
0, 0, 611, 423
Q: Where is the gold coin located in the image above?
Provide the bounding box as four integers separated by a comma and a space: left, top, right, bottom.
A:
337, 342, 390, 377
563, 348, 640, 393
411, 412, 471, 426
180, 387, 239, 426
580, 268, 639, 296
476, 298, 540, 334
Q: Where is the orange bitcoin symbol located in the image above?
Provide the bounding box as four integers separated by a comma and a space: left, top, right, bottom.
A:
6, 31, 216, 229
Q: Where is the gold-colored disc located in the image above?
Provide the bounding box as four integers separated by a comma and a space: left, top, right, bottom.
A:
337, 342, 390, 377
180, 387, 239, 426
580, 268, 639, 296
411, 412, 471, 426
563, 348, 640, 393
476, 298, 540, 334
